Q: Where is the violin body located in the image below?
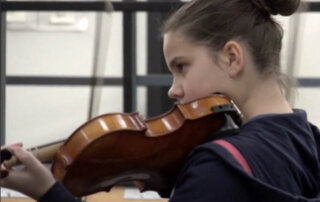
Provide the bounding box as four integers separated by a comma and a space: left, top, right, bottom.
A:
52, 94, 242, 197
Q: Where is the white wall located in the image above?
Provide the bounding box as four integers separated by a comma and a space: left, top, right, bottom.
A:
4, 1, 320, 148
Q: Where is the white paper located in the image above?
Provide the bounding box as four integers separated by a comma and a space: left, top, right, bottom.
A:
1, 187, 28, 198
124, 187, 162, 200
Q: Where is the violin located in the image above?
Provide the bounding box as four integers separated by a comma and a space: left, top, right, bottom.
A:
1, 94, 242, 197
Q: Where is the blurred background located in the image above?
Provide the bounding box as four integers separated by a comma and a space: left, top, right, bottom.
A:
0, 0, 319, 201
2, 0, 319, 148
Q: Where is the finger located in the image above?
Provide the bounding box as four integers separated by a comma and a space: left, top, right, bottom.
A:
1, 142, 23, 150
0, 167, 10, 187
2, 147, 21, 168
1, 164, 9, 178
8, 147, 42, 170
0, 167, 27, 189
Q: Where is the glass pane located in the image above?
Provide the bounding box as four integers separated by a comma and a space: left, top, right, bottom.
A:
6, 86, 90, 148
5, 0, 115, 2
98, 86, 123, 114
104, 12, 123, 77
296, 13, 320, 77
294, 88, 320, 127
136, 12, 147, 76
7, 11, 96, 76
7, 10, 122, 77
137, 86, 147, 117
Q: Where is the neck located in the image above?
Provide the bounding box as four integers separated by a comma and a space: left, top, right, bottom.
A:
236, 76, 293, 123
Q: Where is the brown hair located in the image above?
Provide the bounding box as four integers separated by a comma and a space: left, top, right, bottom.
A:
163, 0, 300, 77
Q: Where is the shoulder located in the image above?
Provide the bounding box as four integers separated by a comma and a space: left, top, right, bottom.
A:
185, 141, 253, 174
170, 142, 253, 202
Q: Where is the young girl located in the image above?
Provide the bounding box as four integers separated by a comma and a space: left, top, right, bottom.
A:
2, 0, 320, 201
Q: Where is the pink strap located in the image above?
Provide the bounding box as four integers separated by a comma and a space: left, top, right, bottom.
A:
214, 140, 253, 175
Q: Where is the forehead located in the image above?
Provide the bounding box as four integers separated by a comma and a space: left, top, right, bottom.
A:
163, 31, 214, 63
163, 31, 191, 56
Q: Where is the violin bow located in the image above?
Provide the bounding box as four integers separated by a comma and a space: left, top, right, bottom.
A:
88, 1, 114, 119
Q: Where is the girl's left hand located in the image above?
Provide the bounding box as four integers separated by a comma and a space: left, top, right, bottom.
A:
1, 143, 56, 200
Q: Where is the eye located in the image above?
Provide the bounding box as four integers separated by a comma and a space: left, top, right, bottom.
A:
176, 63, 187, 73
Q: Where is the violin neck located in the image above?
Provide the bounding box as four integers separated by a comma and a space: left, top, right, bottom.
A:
4, 141, 64, 169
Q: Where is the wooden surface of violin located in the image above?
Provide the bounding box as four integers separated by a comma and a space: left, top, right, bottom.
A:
51, 94, 242, 197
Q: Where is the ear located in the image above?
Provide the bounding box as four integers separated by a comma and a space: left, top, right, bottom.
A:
221, 40, 245, 77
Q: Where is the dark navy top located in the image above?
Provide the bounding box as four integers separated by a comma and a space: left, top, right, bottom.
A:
39, 110, 320, 202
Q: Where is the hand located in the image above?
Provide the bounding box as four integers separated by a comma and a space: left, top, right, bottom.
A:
1, 143, 56, 200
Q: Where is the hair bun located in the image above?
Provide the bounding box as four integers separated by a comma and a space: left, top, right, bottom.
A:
252, 0, 301, 16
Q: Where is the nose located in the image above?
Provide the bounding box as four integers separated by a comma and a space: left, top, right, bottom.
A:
168, 80, 184, 100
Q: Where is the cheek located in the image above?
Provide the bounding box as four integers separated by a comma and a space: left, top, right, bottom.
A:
184, 73, 218, 98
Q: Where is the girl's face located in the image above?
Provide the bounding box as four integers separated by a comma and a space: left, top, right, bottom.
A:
163, 31, 230, 104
